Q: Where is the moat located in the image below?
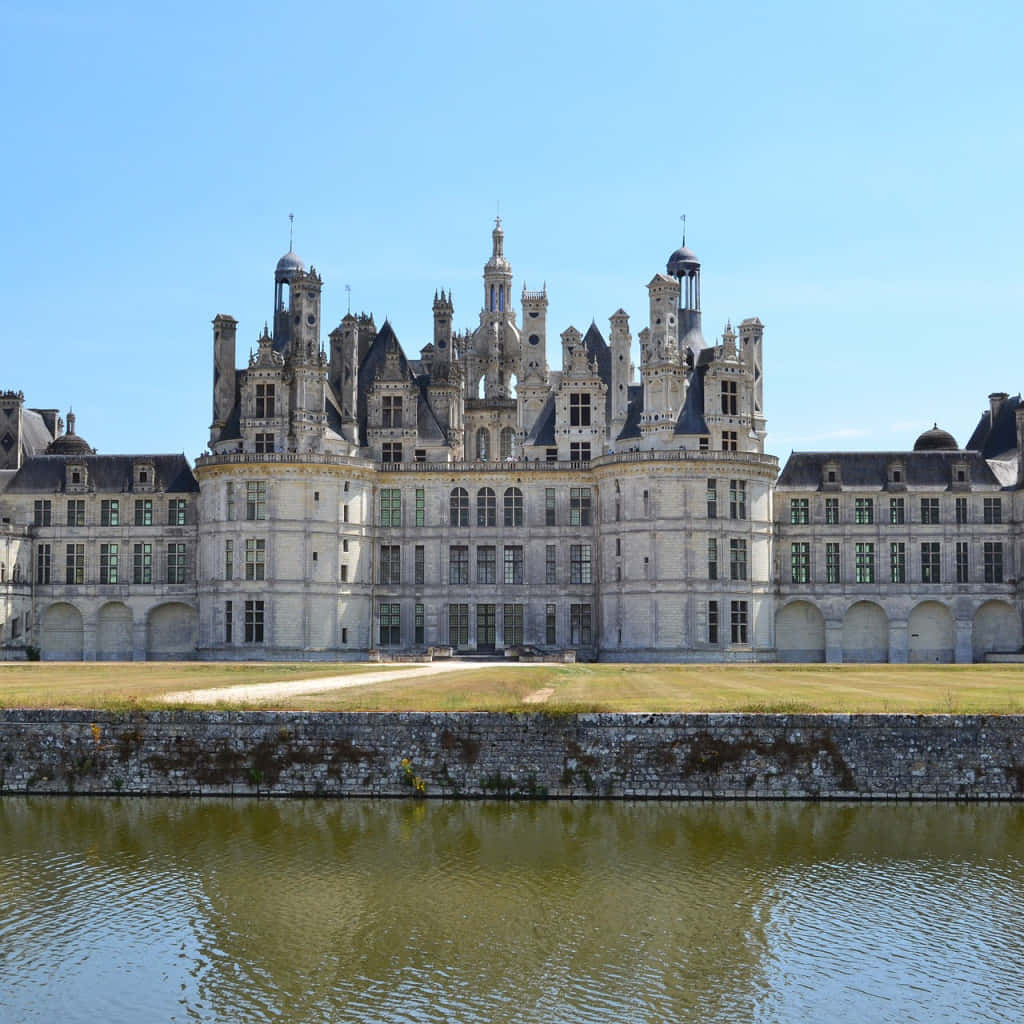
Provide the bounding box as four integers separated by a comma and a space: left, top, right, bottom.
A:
2, 798, 1022, 1023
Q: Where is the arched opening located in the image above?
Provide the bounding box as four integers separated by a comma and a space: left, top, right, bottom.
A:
972, 600, 1021, 661
842, 601, 888, 662
97, 601, 133, 661
476, 487, 496, 527
476, 427, 490, 461
449, 487, 469, 527
490, 284, 495, 312
40, 602, 83, 661
500, 427, 515, 460
908, 601, 954, 663
503, 487, 523, 527
146, 602, 198, 660
508, 373, 518, 398
476, 375, 485, 400
775, 601, 825, 662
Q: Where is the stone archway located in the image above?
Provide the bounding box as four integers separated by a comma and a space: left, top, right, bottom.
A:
40, 602, 84, 661
775, 601, 826, 662
146, 602, 198, 660
908, 601, 954, 663
842, 601, 889, 662
97, 602, 133, 661
972, 600, 1022, 661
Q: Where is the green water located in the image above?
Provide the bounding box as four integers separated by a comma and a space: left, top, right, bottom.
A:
1, 798, 1023, 1023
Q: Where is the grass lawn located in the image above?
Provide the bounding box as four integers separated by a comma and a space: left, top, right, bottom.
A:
2, 661, 1024, 714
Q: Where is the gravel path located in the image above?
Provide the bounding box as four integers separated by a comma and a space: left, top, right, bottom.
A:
161, 660, 535, 705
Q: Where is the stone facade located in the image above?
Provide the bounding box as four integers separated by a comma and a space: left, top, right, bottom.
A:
3, 710, 1024, 800
0, 222, 1021, 661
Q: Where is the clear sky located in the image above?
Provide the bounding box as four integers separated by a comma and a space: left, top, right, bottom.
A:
3, 0, 1021, 462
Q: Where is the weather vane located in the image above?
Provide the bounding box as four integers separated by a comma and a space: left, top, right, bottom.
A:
345, 284, 351, 315
289, 212, 294, 251
680, 213, 686, 246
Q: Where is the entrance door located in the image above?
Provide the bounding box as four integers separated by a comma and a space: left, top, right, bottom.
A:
477, 604, 496, 651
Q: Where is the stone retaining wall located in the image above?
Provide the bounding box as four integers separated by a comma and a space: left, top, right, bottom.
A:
2, 710, 1023, 800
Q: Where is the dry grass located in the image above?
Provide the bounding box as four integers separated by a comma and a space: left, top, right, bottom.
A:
0, 662, 401, 711
4, 660, 1022, 714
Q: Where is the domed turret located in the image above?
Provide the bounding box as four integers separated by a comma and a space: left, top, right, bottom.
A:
46, 411, 94, 455
275, 250, 305, 282
666, 244, 699, 277
913, 424, 959, 451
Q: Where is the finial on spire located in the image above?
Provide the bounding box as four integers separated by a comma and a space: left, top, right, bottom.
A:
680, 213, 686, 246
345, 284, 351, 314
288, 212, 294, 252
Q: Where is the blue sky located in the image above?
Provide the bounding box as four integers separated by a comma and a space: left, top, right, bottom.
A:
2, 0, 1021, 461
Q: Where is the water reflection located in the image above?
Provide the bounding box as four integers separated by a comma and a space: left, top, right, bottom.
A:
1, 799, 1022, 1023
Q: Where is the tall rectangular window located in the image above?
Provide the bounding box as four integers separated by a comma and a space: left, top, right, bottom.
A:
448, 604, 469, 646
546, 604, 556, 645
569, 441, 591, 462
244, 599, 264, 643
545, 487, 556, 526
707, 537, 718, 580
379, 544, 401, 585
415, 603, 425, 645
382, 442, 402, 463
65, 543, 85, 584
379, 488, 401, 527
570, 604, 592, 645
569, 487, 592, 526
378, 603, 400, 646
226, 482, 235, 520
569, 544, 591, 584
984, 498, 1002, 525
99, 543, 119, 584
730, 601, 749, 644
890, 542, 906, 583
381, 395, 402, 428
36, 543, 51, 584
957, 541, 970, 583
920, 498, 940, 525
855, 542, 875, 583
921, 542, 941, 583
706, 479, 718, 519
477, 545, 496, 585
246, 481, 266, 521
854, 498, 873, 525
889, 498, 905, 525
984, 542, 1003, 583
167, 543, 186, 584
708, 600, 719, 644
133, 543, 152, 584
449, 545, 469, 585
824, 497, 839, 525
245, 538, 266, 581
720, 379, 738, 415
66, 499, 85, 527
33, 500, 52, 526
134, 499, 153, 526
415, 488, 425, 527
569, 392, 591, 426
729, 538, 747, 581
255, 433, 274, 454
503, 604, 524, 646
721, 431, 738, 451
255, 382, 275, 418
100, 499, 120, 526
791, 542, 810, 584
224, 539, 233, 580
790, 498, 809, 525
225, 600, 233, 644
955, 497, 968, 524
826, 542, 841, 583
503, 488, 523, 527
168, 498, 187, 526
545, 544, 556, 585
414, 545, 425, 585
504, 545, 525, 584
729, 480, 747, 520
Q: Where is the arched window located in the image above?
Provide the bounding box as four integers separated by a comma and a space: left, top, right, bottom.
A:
477, 487, 496, 527
499, 285, 505, 312
449, 487, 469, 527
500, 427, 515, 460
504, 487, 523, 527
476, 427, 490, 461
490, 285, 495, 312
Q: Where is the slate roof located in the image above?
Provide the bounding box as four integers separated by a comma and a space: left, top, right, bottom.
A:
21, 408, 55, 456
616, 385, 644, 441
777, 451, 1001, 489
674, 366, 709, 435
965, 395, 1021, 458
525, 393, 557, 447
581, 321, 613, 421
5, 454, 198, 493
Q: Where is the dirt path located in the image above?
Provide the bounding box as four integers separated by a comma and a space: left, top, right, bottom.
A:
161, 660, 534, 705
522, 687, 555, 704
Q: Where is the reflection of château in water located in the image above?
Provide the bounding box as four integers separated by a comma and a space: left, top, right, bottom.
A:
5, 799, 1024, 1023
1, 220, 1021, 663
